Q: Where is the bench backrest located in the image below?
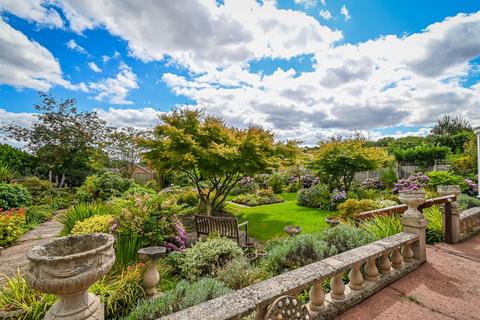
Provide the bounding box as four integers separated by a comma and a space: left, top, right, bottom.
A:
195, 215, 239, 241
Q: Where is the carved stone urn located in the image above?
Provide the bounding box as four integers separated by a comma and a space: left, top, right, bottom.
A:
399, 190, 426, 219
437, 185, 461, 197
26, 233, 115, 320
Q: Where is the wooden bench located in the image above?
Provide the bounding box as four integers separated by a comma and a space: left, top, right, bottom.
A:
195, 215, 249, 244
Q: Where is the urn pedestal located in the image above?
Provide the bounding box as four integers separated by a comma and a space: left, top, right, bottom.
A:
399, 191, 426, 219
26, 233, 115, 320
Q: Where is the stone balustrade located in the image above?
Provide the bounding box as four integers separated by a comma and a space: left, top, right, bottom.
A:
459, 207, 480, 240
162, 232, 421, 320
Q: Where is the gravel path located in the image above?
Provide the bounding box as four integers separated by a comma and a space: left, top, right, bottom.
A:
0, 213, 63, 285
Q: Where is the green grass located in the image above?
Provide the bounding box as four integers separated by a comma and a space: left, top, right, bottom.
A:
226, 192, 333, 241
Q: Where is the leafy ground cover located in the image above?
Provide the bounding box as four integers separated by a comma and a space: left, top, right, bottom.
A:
226, 193, 332, 241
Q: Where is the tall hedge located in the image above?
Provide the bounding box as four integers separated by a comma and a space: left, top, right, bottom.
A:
393, 145, 450, 167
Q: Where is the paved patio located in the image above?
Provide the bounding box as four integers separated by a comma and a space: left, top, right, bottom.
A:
337, 234, 480, 320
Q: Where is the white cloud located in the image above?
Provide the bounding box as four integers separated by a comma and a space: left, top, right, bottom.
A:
88, 61, 101, 72
0, 18, 74, 91
160, 11, 480, 144
88, 63, 138, 104
66, 39, 87, 54
56, 0, 342, 71
320, 0, 326, 5
95, 107, 162, 130
319, 9, 332, 20
0, 0, 63, 27
294, 0, 317, 9
340, 5, 350, 21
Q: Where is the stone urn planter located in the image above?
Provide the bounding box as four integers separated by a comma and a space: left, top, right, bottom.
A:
256, 249, 267, 259
241, 242, 256, 252
284, 225, 302, 237
437, 185, 461, 197
325, 216, 340, 227
26, 233, 115, 320
398, 190, 426, 219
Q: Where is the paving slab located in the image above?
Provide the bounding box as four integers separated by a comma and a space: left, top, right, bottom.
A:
0, 214, 63, 284
337, 234, 480, 320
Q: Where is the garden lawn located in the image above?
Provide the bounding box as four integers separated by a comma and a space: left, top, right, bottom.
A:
226, 193, 332, 241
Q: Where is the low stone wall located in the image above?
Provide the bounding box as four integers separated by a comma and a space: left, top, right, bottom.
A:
460, 207, 480, 241
162, 232, 421, 320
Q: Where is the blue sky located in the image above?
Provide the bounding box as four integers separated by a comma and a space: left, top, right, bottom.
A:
0, 0, 479, 144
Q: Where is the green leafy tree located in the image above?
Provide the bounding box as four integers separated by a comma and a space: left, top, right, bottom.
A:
430, 115, 472, 136
105, 127, 148, 177
1, 94, 109, 186
141, 109, 281, 215
0, 144, 35, 174
310, 138, 390, 192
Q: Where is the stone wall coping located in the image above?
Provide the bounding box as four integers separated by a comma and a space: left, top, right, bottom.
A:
161, 232, 419, 320
460, 207, 480, 220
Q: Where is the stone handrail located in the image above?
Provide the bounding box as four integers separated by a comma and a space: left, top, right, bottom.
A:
459, 207, 480, 240
355, 194, 456, 220
162, 232, 421, 320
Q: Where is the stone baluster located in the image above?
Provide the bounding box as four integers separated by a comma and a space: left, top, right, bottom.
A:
438, 185, 462, 243
402, 244, 414, 262
308, 281, 326, 314
138, 246, 166, 298
330, 273, 345, 300
348, 263, 364, 291
391, 247, 403, 269
378, 251, 392, 274
399, 190, 427, 263
364, 256, 379, 281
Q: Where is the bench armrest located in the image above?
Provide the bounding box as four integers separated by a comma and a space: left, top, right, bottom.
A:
238, 221, 248, 227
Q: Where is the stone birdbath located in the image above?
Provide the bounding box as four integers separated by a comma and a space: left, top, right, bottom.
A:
26, 233, 115, 320
284, 225, 302, 237
138, 246, 166, 298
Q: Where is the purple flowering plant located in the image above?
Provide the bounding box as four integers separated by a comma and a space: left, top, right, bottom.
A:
332, 190, 347, 202
165, 219, 187, 252
464, 178, 478, 196
393, 173, 429, 194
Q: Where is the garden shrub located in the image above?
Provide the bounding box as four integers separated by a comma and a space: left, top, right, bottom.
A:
232, 190, 283, 206
286, 181, 301, 193
458, 194, 480, 210
90, 263, 145, 319
318, 225, 375, 253
18, 177, 54, 202
230, 177, 257, 195
0, 183, 31, 210
268, 173, 285, 194
362, 177, 383, 190
0, 163, 15, 183
297, 184, 331, 209
338, 199, 378, 219
25, 205, 55, 225
123, 184, 156, 196
359, 215, 402, 240
216, 257, 268, 289
393, 145, 451, 167
60, 202, 110, 235
260, 234, 337, 275
347, 185, 379, 200
426, 171, 465, 192
254, 174, 270, 189
380, 166, 398, 188
0, 271, 57, 320
123, 278, 232, 320
177, 190, 199, 207
76, 172, 133, 202
0, 208, 26, 247
71, 215, 114, 235
424, 206, 443, 244
175, 237, 243, 280
375, 199, 399, 209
